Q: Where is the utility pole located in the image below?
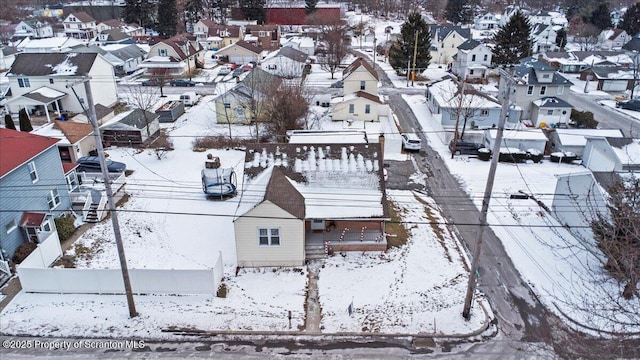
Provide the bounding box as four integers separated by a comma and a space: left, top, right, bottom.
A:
411, 30, 419, 86
451, 76, 464, 159
67, 77, 138, 318
462, 67, 515, 320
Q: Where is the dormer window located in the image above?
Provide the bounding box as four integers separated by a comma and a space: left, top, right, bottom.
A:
542, 74, 550, 79
158, 49, 168, 56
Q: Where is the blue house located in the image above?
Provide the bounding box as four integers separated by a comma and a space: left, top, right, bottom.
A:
0, 128, 75, 265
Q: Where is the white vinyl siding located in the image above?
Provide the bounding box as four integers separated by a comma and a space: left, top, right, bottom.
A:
234, 201, 304, 267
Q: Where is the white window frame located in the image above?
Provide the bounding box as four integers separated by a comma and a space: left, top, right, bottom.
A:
48, 189, 61, 210
527, 85, 534, 95
360, 81, 366, 90
18, 78, 31, 88
540, 86, 547, 95
348, 104, 355, 114
546, 109, 554, 115
258, 228, 280, 246
6, 220, 17, 234
365, 104, 371, 114
557, 86, 564, 95
66, 172, 79, 191
480, 109, 489, 116
28, 161, 38, 182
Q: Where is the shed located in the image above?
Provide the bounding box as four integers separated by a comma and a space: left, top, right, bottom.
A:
101, 109, 160, 146
484, 128, 548, 153
155, 100, 185, 123
547, 129, 624, 157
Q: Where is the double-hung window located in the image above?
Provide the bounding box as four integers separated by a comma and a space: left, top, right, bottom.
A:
258, 228, 280, 246
18, 78, 31, 88
28, 162, 38, 182
48, 189, 60, 210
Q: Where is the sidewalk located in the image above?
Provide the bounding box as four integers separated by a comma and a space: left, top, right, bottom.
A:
0, 223, 94, 312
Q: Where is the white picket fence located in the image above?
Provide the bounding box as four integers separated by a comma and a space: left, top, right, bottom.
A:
17, 235, 224, 295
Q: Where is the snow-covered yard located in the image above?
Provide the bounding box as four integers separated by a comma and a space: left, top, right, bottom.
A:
402, 93, 640, 334
1, 73, 490, 337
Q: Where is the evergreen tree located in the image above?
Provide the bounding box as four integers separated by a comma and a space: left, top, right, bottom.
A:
157, 0, 178, 38
389, 13, 431, 75
239, 0, 266, 24
18, 108, 32, 132
492, 10, 531, 65
305, 0, 317, 15
619, 2, 640, 36
589, 2, 612, 30
555, 28, 567, 49
4, 114, 16, 130
123, 0, 156, 28
185, 0, 205, 30
444, 0, 474, 25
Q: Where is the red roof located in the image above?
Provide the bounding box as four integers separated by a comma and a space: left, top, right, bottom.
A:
20, 212, 47, 227
62, 162, 79, 174
0, 128, 60, 178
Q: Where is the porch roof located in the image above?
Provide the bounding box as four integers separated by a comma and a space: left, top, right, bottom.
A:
5, 86, 67, 106
20, 212, 47, 227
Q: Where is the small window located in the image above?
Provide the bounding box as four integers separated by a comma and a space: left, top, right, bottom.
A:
557, 86, 564, 95
158, 49, 168, 56
349, 104, 355, 114
471, 54, 476, 61
28, 162, 38, 182
540, 86, 547, 95
360, 81, 365, 90
18, 78, 31, 88
527, 85, 534, 95
258, 228, 280, 246
224, 103, 231, 109
480, 109, 489, 116
547, 109, 554, 115
66, 172, 78, 191
48, 189, 61, 210
365, 104, 371, 114
235, 106, 245, 118
5, 220, 17, 234
470, 69, 474, 75
542, 74, 550, 79
483, 54, 488, 61
49, 78, 54, 84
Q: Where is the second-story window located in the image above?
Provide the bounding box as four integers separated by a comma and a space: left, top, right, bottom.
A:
483, 54, 488, 61
472, 54, 476, 61
540, 86, 547, 95
158, 49, 168, 56
557, 86, 564, 95
349, 104, 355, 113
360, 81, 366, 90
527, 85, 534, 95
18, 78, 31, 88
48, 189, 61, 210
28, 161, 38, 182
49, 78, 54, 84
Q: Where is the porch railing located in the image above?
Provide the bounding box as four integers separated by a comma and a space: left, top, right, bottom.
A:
0, 260, 11, 276
96, 194, 108, 221
82, 191, 93, 222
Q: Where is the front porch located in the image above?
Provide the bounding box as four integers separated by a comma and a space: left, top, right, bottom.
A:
305, 220, 387, 259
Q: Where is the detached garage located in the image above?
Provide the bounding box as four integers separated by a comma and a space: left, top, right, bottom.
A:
580, 66, 633, 92
213, 40, 262, 64
484, 128, 548, 153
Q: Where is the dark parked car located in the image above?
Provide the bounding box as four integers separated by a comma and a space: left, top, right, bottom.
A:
449, 140, 485, 155
76, 156, 126, 173
615, 98, 640, 111
141, 78, 161, 86
170, 79, 196, 87
330, 80, 344, 88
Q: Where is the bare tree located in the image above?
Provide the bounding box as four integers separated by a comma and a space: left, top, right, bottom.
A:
125, 85, 160, 138
263, 80, 309, 141
235, 68, 281, 141
568, 17, 600, 51
149, 68, 171, 97
317, 17, 351, 79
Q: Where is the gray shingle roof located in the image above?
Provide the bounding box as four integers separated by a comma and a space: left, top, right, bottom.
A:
277, 46, 308, 63
457, 39, 481, 51
8, 53, 98, 76
429, 25, 471, 42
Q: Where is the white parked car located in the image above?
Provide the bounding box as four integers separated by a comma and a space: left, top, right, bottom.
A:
401, 133, 422, 151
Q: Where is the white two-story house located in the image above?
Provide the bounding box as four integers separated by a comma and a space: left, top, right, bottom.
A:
63, 12, 97, 40
13, 19, 54, 39
531, 23, 557, 53
500, 57, 574, 125
4, 52, 117, 120
429, 25, 471, 64
452, 39, 492, 81
140, 35, 204, 76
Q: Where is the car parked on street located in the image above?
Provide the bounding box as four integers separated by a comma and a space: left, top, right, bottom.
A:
141, 78, 161, 86
449, 139, 485, 155
170, 79, 196, 87
401, 133, 422, 151
615, 98, 640, 111
76, 156, 126, 173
